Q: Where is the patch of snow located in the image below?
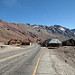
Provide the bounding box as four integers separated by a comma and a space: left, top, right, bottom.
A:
33, 26, 39, 28
59, 27, 65, 31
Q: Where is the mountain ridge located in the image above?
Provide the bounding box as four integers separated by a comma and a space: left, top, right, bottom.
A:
71, 29, 75, 34
0, 19, 75, 42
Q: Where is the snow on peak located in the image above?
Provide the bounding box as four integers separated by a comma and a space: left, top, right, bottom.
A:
59, 27, 65, 31
33, 26, 39, 28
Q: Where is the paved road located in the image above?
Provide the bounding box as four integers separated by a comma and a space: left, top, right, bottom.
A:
0, 43, 42, 75
0, 44, 75, 75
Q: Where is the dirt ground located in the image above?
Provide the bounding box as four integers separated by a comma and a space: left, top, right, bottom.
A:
50, 46, 75, 69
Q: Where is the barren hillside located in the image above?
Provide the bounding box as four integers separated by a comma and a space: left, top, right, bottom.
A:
0, 19, 75, 42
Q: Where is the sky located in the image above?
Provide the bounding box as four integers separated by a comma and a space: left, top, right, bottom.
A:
0, 0, 75, 29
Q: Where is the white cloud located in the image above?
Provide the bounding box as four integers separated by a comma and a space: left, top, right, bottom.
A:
2, 0, 18, 7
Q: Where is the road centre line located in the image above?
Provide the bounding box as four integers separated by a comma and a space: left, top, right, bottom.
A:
33, 49, 47, 75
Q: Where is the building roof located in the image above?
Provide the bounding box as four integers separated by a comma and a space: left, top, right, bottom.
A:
10, 39, 16, 43
16, 40, 21, 43
63, 38, 75, 42
22, 38, 30, 43
45, 39, 61, 44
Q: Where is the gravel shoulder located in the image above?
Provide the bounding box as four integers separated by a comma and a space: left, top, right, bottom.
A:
36, 46, 75, 75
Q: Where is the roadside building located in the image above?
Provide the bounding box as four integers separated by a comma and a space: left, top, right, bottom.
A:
21, 38, 31, 45
8, 39, 16, 45
16, 40, 22, 46
62, 38, 75, 46
8, 39, 21, 45
44, 38, 62, 47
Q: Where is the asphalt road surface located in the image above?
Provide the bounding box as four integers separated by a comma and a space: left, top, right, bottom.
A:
0, 44, 75, 75
0, 43, 42, 75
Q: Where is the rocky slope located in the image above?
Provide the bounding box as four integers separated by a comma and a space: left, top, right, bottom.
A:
0, 19, 75, 42
0, 19, 35, 42
32, 25, 75, 40
71, 29, 75, 34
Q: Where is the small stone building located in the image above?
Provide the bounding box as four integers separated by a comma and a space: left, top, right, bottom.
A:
8, 39, 16, 45
21, 38, 31, 45
8, 39, 21, 45
44, 38, 62, 47
62, 39, 75, 46
16, 40, 22, 46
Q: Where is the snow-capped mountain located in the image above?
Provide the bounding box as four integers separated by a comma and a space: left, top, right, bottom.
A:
32, 25, 75, 38
71, 29, 75, 34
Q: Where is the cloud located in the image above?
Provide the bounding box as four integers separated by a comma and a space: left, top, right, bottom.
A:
2, 0, 18, 7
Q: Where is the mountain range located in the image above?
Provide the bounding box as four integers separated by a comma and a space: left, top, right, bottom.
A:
71, 29, 75, 34
0, 19, 75, 42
